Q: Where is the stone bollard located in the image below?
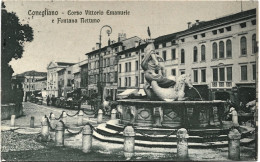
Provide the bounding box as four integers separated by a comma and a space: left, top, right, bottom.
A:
230, 107, 239, 127
49, 113, 56, 141
77, 110, 84, 126
30, 116, 35, 128
10, 115, 16, 127
123, 125, 135, 160
228, 129, 241, 160
41, 116, 49, 142
55, 121, 65, 146
97, 109, 103, 124
111, 109, 117, 120
61, 111, 67, 124
82, 124, 93, 153
177, 128, 189, 160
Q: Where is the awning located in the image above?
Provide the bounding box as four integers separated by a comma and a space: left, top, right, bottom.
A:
117, 89, 138, 99
137, 89, 146, 96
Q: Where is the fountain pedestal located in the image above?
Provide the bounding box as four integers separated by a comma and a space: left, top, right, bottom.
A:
118, 99, 225, 128
93, 99, 255, 148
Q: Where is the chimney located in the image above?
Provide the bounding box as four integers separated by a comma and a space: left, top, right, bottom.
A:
96, 43, 100, 49
118, 33, 126, 42
195, 20, 200, 25
135, 40, 139, 48
187, 22, 192, 29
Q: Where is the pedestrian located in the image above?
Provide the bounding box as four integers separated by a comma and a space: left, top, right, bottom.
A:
46, 95, 50, 106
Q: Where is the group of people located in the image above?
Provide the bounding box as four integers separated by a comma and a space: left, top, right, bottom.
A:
46, 95, 55, 106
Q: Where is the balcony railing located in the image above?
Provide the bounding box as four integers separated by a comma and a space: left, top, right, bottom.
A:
211, 81, 234, 88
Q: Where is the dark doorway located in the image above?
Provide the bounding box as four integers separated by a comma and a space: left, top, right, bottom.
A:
215, 91, 230, 101
239, 87, 256, 104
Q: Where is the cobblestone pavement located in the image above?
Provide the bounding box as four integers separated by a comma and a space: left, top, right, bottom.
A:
1, 102, 257, 161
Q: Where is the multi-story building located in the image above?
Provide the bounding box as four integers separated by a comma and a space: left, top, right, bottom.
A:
154, 32, 181, 78
12, 70, 47, 101
176, 8, 257, 104
35, 77, 47, 91
47, 61, 75, 97
85, 33, 141, 100
149, 9, 257, 104
117, 41, 147, 98
57, 65, 74, 97
117, 9, 257, 104
72, 63, 81, 89
79, 59, 88, 96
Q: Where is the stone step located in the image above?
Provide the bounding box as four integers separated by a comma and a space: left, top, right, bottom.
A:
96, 123, 230, 143
93, 128, 255, 148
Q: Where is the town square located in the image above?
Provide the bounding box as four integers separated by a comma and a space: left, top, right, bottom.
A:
1, 1, 258, 161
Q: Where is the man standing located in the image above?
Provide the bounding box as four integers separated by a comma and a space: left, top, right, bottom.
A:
46, 95, 50, 106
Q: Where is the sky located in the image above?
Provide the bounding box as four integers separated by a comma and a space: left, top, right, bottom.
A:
3, 0, 258, 75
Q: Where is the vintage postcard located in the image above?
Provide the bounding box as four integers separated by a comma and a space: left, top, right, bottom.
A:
1, 0, 258, 161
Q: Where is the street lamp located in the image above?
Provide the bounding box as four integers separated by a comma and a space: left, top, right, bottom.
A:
98, 25, 112, 102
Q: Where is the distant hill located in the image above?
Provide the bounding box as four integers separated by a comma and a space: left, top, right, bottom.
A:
14, 70, 47, 77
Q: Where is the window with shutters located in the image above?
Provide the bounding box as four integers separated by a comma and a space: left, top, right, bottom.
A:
241, 65, 247, 81
227, 67, 232, 81
219, 41, 224, 58
163, 51, 167, 61
253, 64, 256, 80
201, 45, 206, 61
171, 49, 176, 60
252, 34, 257, 53
201, 69, 206, 82
193, 46, 198, 62
226, 39, 232, 58
240, 36, 247, 56
193, 70, 198, 82
181, 49, 185, 63
213, 68, 218, 81
212, 42, 218, 59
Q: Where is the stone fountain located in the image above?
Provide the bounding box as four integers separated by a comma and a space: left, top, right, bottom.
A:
93, 41, 255, 147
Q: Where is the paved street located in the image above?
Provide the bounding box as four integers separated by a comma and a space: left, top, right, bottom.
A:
1, 102, 105, 128
1, 102, 257, 161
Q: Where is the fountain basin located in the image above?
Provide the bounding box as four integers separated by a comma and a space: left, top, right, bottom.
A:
117, 99, 226, 128
93, 99, 255, 147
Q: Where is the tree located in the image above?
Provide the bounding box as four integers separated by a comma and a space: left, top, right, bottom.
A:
1, 2, 34, 103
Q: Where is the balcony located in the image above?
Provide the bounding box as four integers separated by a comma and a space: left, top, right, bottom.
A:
211, 81, 234, 89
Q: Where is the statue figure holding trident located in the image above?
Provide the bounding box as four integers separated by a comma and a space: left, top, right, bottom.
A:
141, 27, 193, 101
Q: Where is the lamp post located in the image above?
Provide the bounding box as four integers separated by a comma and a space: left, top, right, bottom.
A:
98, 25, 112, 102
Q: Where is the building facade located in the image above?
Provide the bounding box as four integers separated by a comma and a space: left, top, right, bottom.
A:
57, 65, 74, 97
12, 70, 47, 101
146, 9, 257, 104
177, 9, 257, 104
117, 41, 146, 98
79, 59, 88, 91
85, 33, 141, 100
47, 62, 75, 97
